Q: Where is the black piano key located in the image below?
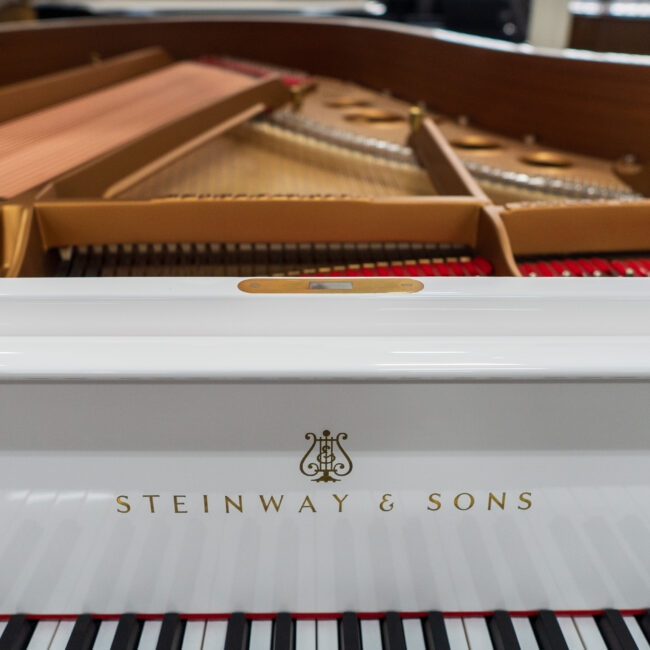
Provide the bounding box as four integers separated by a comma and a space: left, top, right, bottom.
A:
639, 611, 650, 643
423, 611, 450, 650
65, 614, 98, 650
109, 613, 141, 650
154, 613, 184, 650
382, 612, 407, 650
340, 612, 361, 650
533, 610, 569, 650
597, 610, 639, 650
0, 614, 35, 650
272, 613, 293, 650
69, 246, 89, 278
225, 612, 249, 650
84, 245, 104, 277
489, 611, 521, 650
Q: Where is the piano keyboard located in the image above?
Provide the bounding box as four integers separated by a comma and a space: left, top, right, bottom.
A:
517, 256, 650, 277
52, 242, 485, 277
1, 611, 649, 650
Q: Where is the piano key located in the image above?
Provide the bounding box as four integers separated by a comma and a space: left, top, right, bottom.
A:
639, 613, 650, 644
69, 246, 89, 278
360, 620, 382, 650
403, 619, 426, 650
48, 621, 75, 650
463, 618, 493, 650
340, 612, 361, 650
533, 611, 569, 650
0, 615, 35, 650
180, 622, 204, 650
597, 610, 638, 650
65, 614, 98, 650
136, 621, 163, 650
488, 611, 520, 650
511, 618, 538, 650
25, 621, 58, 650
573, 617, 607, 650
316, 621, 338, 650
295, 620, 316, 650
622, 617, 650, 650
109, 614, 141, 650
444, 619, 469, 650
92, 622, 118, 650
272, 613, 293, 650
382, 612, 407, 650
203, 621, 228, 650
154, 614, 184, 650
555, 618, 581, 650
423, 612, 450, 650
249, 621, 272, 650
224, 613, 248, 650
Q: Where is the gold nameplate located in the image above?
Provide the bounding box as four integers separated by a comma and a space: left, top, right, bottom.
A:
238, 278, 424, 294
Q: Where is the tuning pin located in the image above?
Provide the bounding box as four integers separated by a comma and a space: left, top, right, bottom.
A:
409, 106, 424, 133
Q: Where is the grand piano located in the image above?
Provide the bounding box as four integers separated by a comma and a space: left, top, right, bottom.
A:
0, 15, 649, 650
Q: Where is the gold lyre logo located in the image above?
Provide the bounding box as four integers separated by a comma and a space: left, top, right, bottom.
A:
299, 430, 353, 482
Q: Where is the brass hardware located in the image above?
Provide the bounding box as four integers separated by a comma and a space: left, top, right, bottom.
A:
451, 135, 501, 150
343, 108, 404, 124
324, 96, 372, 108
238, 278, 424, 294
614, 154, 643, 177
408, 106, 424, 133
520, 151, 573, 168
290, 85, 304, 111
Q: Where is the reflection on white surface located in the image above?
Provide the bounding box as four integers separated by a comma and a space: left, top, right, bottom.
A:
0, 465, 648, 612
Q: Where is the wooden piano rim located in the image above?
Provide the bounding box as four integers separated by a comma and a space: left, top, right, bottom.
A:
0, 609, 646, 620
0, 16, 649, 160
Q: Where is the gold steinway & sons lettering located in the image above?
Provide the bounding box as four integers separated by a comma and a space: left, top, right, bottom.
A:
115, 491, 533, 514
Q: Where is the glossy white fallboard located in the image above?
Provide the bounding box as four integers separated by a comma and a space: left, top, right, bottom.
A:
0, 449, 648, 613
0, 278, 648, 613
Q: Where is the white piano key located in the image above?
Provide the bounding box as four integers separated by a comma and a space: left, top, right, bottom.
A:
573, 617, 607, 650
137, 620, 163, 650
403, 619, 426, 650
512, 617, 539, 650
249, 621, 273, 650
445, 618, 469, 650
26, 620, 59, 650
623, 616, 650, 650
360, 619, 382, 650
463, 618, 492, 650
317, 620, 339, 650
182, 621, 206, 650
556, 617, 584, 650
0, 621, 6, 638
204, 620, 228, 650
93, 620, 119, 650
48, 620, 75, 650
295, 619, 316, 650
